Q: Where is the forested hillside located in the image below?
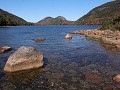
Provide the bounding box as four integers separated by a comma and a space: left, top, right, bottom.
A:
76, 0, 120, 25
0, 9, 31, 26
100, 16, 120, 31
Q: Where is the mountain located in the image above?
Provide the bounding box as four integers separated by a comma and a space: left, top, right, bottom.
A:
100, 16, 120, 31
36, 16, 75, 25
0, 9, 31, 26
36, 17, 55, 25
76, 0, 120, 25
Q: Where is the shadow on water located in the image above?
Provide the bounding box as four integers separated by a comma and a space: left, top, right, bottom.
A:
0, 72, 5, 79
43, 57, 48, 67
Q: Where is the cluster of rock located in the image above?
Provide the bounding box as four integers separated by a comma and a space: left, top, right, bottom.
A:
2, 34, 72, 73
71, 29, 120, 51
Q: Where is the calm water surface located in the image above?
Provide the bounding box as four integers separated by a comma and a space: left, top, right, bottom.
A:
0, 25, 120, 90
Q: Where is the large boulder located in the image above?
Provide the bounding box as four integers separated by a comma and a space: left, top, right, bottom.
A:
65, 34, 72, 39
4, 46, 44, 72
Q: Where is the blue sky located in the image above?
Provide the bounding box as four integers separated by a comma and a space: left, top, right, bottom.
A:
0, 0, 111, 22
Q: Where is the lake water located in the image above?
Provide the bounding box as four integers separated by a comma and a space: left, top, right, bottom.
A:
0, 25, 120, 90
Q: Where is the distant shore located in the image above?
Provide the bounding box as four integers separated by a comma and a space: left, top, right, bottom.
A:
0, 26, 14, 28
71, 29, 120, 51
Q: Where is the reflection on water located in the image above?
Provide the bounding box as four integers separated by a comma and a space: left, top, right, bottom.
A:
0, 25, 120, 89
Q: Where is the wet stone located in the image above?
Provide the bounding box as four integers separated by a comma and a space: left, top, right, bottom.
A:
113, 74, 120, 82
34, 38, 46, 42
0, 46, 12, 53
103, 84, 115, 90
4, 46, 44, 72
116, 84, 120, 89
84, 72, 104, 84
51, 73, 64, 79
65, 34, 72, 39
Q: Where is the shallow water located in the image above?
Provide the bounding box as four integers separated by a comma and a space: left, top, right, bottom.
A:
0, 25, 120, 90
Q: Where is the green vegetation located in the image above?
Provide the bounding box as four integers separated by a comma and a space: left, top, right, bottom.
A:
100, 17, 120, 31
0, 9, 32, 26
86, 36, 101, 42
76, 0, 120, 25
76, 0, 120, 31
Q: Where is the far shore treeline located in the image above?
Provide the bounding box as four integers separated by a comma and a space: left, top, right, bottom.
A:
0, 0, 120, 31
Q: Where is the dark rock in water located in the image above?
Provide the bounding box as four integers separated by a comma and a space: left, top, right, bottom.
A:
0, 46, 12, 53
4, 46, 44, 72
103, 84, 114, 90
34, 38, 46, 42
84, 72, 103, 84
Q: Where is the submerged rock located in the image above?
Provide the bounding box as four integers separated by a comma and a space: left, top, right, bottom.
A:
65, 34, 72, 39
0, 46, 12, 53
34, 38, 46, 42
85, 72, 103, 84
113, 74, 120, 82
4, 46, 44, 72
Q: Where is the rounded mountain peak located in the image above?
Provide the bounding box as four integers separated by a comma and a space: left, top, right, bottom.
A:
55, 16, 66, 21
42, 17, 54, 20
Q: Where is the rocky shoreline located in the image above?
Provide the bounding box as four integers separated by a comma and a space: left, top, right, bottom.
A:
71, 29, 120, 51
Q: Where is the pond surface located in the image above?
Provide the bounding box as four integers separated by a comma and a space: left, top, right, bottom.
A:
0, 25, 120, 90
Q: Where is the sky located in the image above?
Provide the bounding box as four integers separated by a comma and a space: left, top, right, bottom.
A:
0, 0, 112, 22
